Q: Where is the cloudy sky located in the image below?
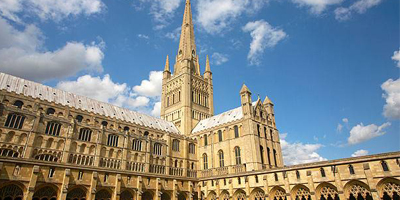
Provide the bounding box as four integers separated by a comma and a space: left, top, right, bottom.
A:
0, 0, 398, 165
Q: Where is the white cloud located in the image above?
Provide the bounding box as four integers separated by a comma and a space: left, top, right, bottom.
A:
0, 17, 104, 82
335, 0, 382, 21
392, 49, 400, 68
151, 102, 161, 116
137, 34, 149, 39
348, 122, 391, 145
280, 133, 327, 166
351, 149, 369, 157
342, 118, 349, 123
211, 52, 228, 65
292, 0, 343, 15
196, 0, 268, 34
381, 78, 400, 120
165, 27, 181, 41
337, 123, 343, 132
0, 0, 104, 22
242, 20, 287, 65
138, 0, 182, 29
133, 71, 163, 97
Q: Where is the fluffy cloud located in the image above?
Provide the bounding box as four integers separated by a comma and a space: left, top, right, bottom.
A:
381, 78, 400, 119
280, 133, 327, 165
211, 52, 229, 65
337, 118, 349, 133
392, 49, 400, 68
196, 0, 268, 34
165, 27, 181, 41
292, 0, 343, 15
138, 0, 182, 29
0, 17, 104, 82
348, 122, 391, 145
242, 20, 287, 65
351, 149, 369, 157
335, 0, 382, 21
133, 71, 163, 97
57, 71, 163, 116
137, 34, 149, 39
0, 0, 104, 22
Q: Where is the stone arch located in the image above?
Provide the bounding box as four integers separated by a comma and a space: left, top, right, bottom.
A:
234, 189, 247, 200
33, 184, 58, 200
343, 180, 372, 200
178, 192, 186, 200
66, 186, 87, 200
56, 139, 64, 150
142, 190, 154, 200
376, 177, 400, 200
220, 190, 230, 200
270, 186, 287, 200
316, 182, 340, 200
17, 133, 27, 145
95, 189, 112, 200
161, 191, 171, 200
207, 191, 217, 200
291, 185, 311, 200
251, 188, 266, 200
0, 182, 24, 200
120, 189, 135, 200
5, 131, 15, 143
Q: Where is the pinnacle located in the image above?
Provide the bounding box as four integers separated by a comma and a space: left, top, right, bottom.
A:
240, 84, 251, 94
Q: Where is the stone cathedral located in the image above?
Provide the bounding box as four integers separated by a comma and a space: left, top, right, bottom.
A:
0, 0, 398, 200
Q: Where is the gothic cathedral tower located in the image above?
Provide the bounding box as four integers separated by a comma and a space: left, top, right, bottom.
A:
160, 0, 214, 135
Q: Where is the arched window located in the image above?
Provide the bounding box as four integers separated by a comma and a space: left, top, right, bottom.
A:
203, 153, 208, 169
260, 146, 264, 164
274, 173, 279, 181
124, 126, 130, 131
154, 143, 162, 155
204, 134, 208, 146
78, 128, 92, 142
4, 113, 25, 129
296, 170, 300, 179
189, 143, 195, 154
174, 160, 178, 168
264, 127, 267, 138
13, 100, 24, 109
273, 149, 278, 166
172, 139, 180, 151
381, 160, 389, 171
218, 150, 224, 167
76, 115, 83, 123
45, 121, 61, 136
218, 130, 223, 142
107, 134, 119, 147
270, 129, 274, 141
257, 124, 260, 137
144, 131, 149, 137
320, 168, 326, 177
101, 121, 108, 128
349, 164, 355, 175
132, 139, 142, 151
267, 147, 272, 165
234, 146, 241, 165
234, 125, 239, 138
46, 108, 55, 115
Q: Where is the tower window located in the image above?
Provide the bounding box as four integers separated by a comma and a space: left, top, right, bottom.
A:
45, 121, 61, 136
107, 134, 119, 147
296, 170, 300, 179
78, 171, 84, 180
381, 160, 389, 171
172, 139, 180, 151
274, 173, 278, 181
273, 149, 278, 166
189, 143, 195, 154
75, 115, 83, 122
218, 130, 223, 142
349, 164, 355, 175
5, 113, 25, 129
13, 100, 23, 109
234, 125, 239, 138
234, 146, 241, 165
255, 175, 259, 183
203, 153, 208, 169
46, 108, 55, 115
257, 124, 260, 137
218, 150, 224, 167
78, 128, 92, 142
48, 167, 55, 178
270, 129, 274, 141
320, 167, 326, 177
260, 146, 264, 164
204, 134, 208, 146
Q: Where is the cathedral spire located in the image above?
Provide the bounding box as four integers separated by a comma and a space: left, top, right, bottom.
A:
205, 55, 211, 72
164, 55, 170, 72
177, 0, 196, 62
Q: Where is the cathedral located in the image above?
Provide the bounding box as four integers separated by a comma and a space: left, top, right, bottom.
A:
0, 0, 398, 200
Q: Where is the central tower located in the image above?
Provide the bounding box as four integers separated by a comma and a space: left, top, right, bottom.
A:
160, 0, 214, 135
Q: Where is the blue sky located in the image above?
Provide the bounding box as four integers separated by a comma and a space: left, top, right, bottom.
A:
0, 0, 398, 165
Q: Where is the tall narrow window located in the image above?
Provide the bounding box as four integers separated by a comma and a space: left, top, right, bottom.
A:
4, 113, 25, 129
273, 149, 278, 166
203, 154, 208, 169
218, 150, 224, 167
267, 147, 271, 165
234, 146, 241, 165
45, 121, 61, 136
260, 146, 264, 164
264, 127, 267, 138
320, 168, 326, 177
270, 130, 274, 141
78, 171, 84, 180
154, 143, 162, 155
107, 134, 119, 147
48, 167, 55, 178
189, 143, 195, 154
257, 124, 260, 137
172, 139, 180, 151
274, 173, 279, 181
78, 128, 92, 142
234, 125, 239, 138
296, 170, 300, 179
349, 164, 355, 175
204, 134, 208, 146
381, 160, 389, 171
132, 139, 142, 151
218, 130, 223, 142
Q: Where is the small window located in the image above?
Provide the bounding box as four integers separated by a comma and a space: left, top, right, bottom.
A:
48, 167, 55, 178
296, 170, 300, 179
75, 115, 83, 123
127, 176, 131, 183
320, 168, 326, 177
274, 173, 279, 181
101, 121, 108, 128
78, 128, 92, 142
349, 164, 355, 175
238, 177, 241, 184
204, 134, 208, 146
257, 124, 260, 137
107, 134, 119, 147
264, 127, 267, 138
78, 171, 84, 180
270, 129, 274, 141
224, 179, 226, 185
13, 100, 23, 109
45, 121, 61, 136
218, 150, 224, 167
189, 143, 195, 154
255, 175, 259, 183
381, 160, 389, 171
234, 125, 239, 138
124, 126, 130, 131
46, 108, 55, 115
104, 173, 109, 182
144, 131, 149, 137
203, 153, 208, 169
172, 139, 180, 152
4, 113, 25, 129
218, 130, 223, 142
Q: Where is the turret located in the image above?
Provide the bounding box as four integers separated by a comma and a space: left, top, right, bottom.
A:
163, 55, 171, 79
240, 84, 253, 118
263, 95, 275, 126
204, 55, 212, 80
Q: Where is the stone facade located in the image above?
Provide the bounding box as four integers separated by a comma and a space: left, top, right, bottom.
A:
0, 0, 398, 200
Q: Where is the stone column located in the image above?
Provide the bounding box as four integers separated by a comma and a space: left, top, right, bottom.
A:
59, 169, 71, 200
137, 176, 143, 200
122, 132, 129, 170
263, 175, 270, 199
333, 166, 346, 200
283, 172, 292, 200
245, 176, 251, 200
155, 178, 161, 200
306, 171, 317, 200
113, 174, 121, 200
173, 179, 178, 200
24, 165, 40, 200
88, 172, 98, 200
363, 163, 380, 200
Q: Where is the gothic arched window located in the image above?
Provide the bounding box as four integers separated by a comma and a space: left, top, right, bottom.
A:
203, 153, 208, 169
218, 130, 223, 142
349, 164, 355, 175
45, 121, 61, 136
172, 139, 180, 151
107, 134, 119, 147
234, 146, 241, 165
78, 128, 92, 142
4, 113, 25, 129
381, 160, 389, 171
260, 146, 264, 164
13, 100, 23, 109
218, 150, 224, 167
234, 125, 239, 138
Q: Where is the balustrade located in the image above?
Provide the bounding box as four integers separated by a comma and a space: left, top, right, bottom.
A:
169, 167, 183, 176
216, 166, 229, 175
149, 164, 165, 174
232, 164, 246, 174
99, 157, 121, 169
126, 162, 145, 172
187, 169, 197, 178
67, 153, 94, 166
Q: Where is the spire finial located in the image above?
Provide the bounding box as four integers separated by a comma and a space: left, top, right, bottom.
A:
164, 55, 170, 72
205, 55, 211, 72
177, 0, 196, 62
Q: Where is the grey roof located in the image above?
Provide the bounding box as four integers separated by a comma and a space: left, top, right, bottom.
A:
0, 73, 180, 134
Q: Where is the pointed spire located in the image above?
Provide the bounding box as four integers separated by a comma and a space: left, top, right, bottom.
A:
177, 0, 196, 61
164, 55, 170, 72
240, 84, 251, 94
205, 55, 211, 72
263, 96, 273, 105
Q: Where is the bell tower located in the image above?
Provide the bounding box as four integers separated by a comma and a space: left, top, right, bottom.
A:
160, 0, 214, 135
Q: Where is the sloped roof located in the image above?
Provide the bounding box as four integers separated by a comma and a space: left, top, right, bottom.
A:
0, 73, 180, 134
191, 101, 258, 134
